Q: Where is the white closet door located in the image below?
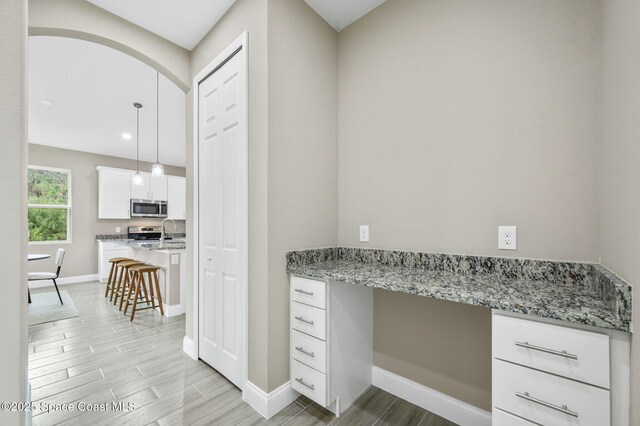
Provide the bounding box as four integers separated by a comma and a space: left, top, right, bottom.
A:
198, 49, 246, 389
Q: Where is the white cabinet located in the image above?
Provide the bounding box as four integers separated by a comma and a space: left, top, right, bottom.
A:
97, 241, 130, 282
492, 312, 629, 426
167, 176, 186, 220
130, 174, 168, 201
289, 276, 373, 415
98, 168, 131, 219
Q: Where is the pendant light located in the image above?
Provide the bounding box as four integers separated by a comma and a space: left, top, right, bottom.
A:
132, 102, 144, 186
151, 70, 165, 177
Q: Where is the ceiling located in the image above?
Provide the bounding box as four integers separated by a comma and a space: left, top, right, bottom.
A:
29, 36, 186, 167
86, 0, 236, 50
303, 0, 387, 31
85, 1, 387, 50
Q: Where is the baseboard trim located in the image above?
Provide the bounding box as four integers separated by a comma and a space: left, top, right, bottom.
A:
372, 366, 491, 426
28, 274, 98, 288
164, 304, 185, 317
243, 381, 299, 419
182, 336, 197, 360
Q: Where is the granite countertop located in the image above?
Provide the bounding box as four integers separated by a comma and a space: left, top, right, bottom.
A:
111, 239, 186, 251
286, 248, 632, 332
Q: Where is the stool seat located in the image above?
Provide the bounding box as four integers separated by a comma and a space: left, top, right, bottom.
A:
109, 257, 130, 263
129, 264, 160, 273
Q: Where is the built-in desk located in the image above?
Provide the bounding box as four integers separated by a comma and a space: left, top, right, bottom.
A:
286, 247, 632, 425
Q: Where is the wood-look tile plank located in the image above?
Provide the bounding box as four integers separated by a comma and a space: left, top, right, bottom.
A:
192, 398, 257, 426
238, 400, 305, 426
330, 387, 396, 426
154, 381, 239, 425
419, 412, 458, 426
287, 403, 335, 426
375, 399, 426, 426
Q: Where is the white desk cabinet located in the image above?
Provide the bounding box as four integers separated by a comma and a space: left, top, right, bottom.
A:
492, 312, 630, 426
290, 276, 373, 415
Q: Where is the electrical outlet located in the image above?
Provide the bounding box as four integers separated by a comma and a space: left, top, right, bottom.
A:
115, 227, 121, 233
498, 226, 517, 250
171, 254, 179, 265
359, 225, 370, 243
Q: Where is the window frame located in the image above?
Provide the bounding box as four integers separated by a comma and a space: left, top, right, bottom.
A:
28, 165, 72, 245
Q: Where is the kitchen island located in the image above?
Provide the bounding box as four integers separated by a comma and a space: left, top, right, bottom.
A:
97, 237, 186, 317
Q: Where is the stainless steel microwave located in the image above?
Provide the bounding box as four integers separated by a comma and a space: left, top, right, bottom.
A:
130, 199, 168, 218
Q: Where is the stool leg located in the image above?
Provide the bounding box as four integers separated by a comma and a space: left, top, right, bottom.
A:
123, 270, 136, 314
153, 270, 164, 316
119, 268, 133, 311
112, 266, 124, 304
147, 271, 156, 310
105, 262, 116, 297
130, 273, 144, 321
139, 272, 151, 307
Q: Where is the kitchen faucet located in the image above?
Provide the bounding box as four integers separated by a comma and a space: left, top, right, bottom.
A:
160, 218, 177, 244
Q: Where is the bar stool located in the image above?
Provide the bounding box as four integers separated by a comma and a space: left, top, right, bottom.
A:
113, 260, 144, 310
105, 257, 130, 299
124, 264, 164, 321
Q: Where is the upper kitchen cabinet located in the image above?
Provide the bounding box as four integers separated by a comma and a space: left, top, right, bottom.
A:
98, 167, 131, 219
131, 174, 168, 201
167, 176, 186, 220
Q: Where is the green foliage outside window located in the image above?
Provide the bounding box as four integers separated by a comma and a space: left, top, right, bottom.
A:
28, 167, 70, 242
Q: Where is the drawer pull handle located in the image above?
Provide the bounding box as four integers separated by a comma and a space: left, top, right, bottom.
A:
295, 316, 314, 325
295, 346, 315, 358
295, 377, 315, 390
516, 392, 578, 418
294, 288, 314, 296
515, 341, 578, 360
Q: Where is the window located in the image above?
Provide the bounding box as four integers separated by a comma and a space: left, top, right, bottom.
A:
28, 166, 72, 243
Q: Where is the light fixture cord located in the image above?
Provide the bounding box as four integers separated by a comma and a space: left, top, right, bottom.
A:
136, 105, 140, 173
156, 70, 160, 164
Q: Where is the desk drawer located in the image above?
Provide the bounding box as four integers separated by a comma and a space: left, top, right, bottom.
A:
291, 301, 326, 341
291, 276, 326, 309
493, 360, 610, 426
493, 314, 610, 388
291, 329, 326, 373
291, 359, 327, 407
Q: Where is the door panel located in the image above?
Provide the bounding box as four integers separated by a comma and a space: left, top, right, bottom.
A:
198, 48, 245, 389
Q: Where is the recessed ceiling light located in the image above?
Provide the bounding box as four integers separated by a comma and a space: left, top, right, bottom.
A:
121, 133, 132, 140
40, 99, 53, 106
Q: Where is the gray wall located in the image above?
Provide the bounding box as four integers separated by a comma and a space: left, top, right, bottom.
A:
600, 0, 640, 423
188, 0, 338, 393
189, 0, 271, 390
27, 144, 185, 278
337, 0, 601, 410
267, 0, 338, 391
0, 0, 28, 423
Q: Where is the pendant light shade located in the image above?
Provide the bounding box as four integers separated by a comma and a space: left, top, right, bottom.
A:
152, 71, 165, 177
133, 102, 144, 186
151, 163, 164, 177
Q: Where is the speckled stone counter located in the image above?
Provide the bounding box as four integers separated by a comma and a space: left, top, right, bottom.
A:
286, 248, 632, 332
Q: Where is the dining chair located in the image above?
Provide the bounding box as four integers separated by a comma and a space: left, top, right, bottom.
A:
27, 248, 65, 305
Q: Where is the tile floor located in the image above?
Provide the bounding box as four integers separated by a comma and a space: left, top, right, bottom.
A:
28, 281, 456, 425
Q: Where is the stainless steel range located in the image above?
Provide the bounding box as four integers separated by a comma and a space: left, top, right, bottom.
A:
127, 226, 170, 241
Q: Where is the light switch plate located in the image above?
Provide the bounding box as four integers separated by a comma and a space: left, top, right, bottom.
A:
359, 225, 370, 242
171, 254, 179, 265
498, 226, 517, 250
